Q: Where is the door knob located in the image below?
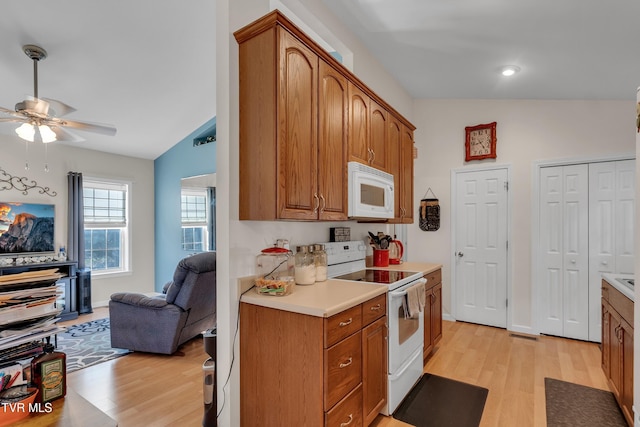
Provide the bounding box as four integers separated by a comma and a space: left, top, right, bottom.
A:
456, 252, 464, 257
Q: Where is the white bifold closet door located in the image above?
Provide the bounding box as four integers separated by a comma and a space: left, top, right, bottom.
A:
539, 164, 589, 340
588, 160, 635, 342
538, 160, 634, 342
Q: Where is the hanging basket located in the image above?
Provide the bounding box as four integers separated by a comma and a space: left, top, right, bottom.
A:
419, 188, 440, 231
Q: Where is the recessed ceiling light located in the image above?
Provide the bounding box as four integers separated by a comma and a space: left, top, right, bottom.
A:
500, 65, 521, 77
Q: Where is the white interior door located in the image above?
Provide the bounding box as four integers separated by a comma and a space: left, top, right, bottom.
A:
539, 164, 589, 340
454, 168, 508, 328
588, 160, 635, 341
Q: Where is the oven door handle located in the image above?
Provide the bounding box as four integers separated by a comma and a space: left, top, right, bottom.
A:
389, 278, 427, 298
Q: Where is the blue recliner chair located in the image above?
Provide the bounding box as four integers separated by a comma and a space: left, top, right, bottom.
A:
109, 251, 216, 354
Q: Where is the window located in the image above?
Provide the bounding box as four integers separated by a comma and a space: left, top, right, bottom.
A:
83, 179, 129, 274
181, 189, 209, 252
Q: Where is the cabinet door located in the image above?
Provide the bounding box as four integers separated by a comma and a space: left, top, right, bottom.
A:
399, 125, 414, 223
318, 61, 348, 221
601, 300, 611, 376
362, 317, 387, 426
621, 319, 634, 426
387, 116, 402, 222
348, 82, 370, 166
369, 100, 388, 172
277, 29, 318, 220
608, 308, 622, 402
431, 282, 443, 345
423, 286, 433, 360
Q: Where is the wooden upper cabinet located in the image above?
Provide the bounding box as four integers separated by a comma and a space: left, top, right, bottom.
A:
277, 29, 319, 220
370, 100, 388, 172
387, 116, 402, 220
399, 125, 414, 223
348, 82, 390, 173
318, 60, 349, 220
348, 82, 370, 166
235, 10, 415, 222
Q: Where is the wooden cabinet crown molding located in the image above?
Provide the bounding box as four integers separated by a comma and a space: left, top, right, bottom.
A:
234, 9, 416, 132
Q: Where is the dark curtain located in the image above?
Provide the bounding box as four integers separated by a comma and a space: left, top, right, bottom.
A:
207, 187, 216, 251
67, 172, 85, 269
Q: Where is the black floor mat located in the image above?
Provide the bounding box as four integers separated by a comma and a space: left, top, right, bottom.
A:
545, 378, 627, 427
393, 373, 488, 427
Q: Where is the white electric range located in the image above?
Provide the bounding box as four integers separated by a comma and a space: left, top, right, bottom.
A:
324, 241, 426, 415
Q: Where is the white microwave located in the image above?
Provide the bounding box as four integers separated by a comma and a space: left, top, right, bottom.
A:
348, 162, 395, 219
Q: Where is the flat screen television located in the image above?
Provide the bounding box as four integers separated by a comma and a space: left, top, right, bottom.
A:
0, 202, 55, 254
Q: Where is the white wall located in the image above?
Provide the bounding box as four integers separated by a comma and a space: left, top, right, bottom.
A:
0, 134, 155, 305
409, 99, 635, 331
217, 0, 416, 425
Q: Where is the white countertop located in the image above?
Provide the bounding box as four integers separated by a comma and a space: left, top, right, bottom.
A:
240, 262, 442, 317
602, 273, 634, 301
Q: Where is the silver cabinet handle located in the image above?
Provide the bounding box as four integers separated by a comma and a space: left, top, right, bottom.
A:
370, 304, 381, 311
319, 194, 326, 213
339, 318, 353, 327
340, 414, 354, 426
339, 357, 353, 368
313, 193, 319, 213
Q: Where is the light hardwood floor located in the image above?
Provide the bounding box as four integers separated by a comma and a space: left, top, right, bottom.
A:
61, 309, 609, 427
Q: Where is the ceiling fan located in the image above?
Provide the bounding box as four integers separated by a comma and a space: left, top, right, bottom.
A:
0, 44, 117, 143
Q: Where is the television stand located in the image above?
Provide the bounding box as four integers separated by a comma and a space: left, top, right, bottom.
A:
0, 260, 79, 321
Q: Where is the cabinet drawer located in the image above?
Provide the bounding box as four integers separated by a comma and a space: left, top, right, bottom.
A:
424, 269, 441, 288
362, 294, 386, 326
325, 331, 362, 410
325, 305, 362, 348
603, 280, 634, 324
325, 383, 363, 427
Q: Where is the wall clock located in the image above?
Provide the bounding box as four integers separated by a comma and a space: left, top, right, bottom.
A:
465, 122, 497, 162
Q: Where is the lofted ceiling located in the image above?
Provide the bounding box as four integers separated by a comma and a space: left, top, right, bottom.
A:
0, 1, 216, 160
323, 0, 640, 101
1, 1, 638, 160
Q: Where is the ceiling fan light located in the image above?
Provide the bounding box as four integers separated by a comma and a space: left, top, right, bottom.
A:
14, 123, 57, 143
39, 125, 57, 143
15, 123, 35, 141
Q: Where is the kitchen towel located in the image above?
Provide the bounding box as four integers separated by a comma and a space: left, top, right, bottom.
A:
405, 281, 426, 319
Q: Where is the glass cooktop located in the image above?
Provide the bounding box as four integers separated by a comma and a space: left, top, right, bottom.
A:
333, 269, 419, 285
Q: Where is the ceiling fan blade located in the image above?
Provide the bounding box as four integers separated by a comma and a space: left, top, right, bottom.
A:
50, 126, 84, 143
59, 119, 117, 136
0, 117, 26, 123
0, 106, 23, 118
42, 98, 76, 117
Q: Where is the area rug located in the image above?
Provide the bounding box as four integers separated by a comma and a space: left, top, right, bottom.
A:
393, 373, 488, 427
56, 318, 131, 373
545, 378, 627, 427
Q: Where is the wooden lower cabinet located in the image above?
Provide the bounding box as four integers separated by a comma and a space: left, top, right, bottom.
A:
423, 268, 443, 362
601, 279, 634, 426
240, 293, 387, 426
362, 316, 387, 425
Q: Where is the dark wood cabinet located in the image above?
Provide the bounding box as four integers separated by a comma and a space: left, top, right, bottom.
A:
388, 118, 414, 223
347, 84, 389, 173
235, 10, 414, 222
601, 279, 633, 426
362, 296, 387, 426
423, 268, 443, 362
240, 294, 386, 427
318, 60, 349, 220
